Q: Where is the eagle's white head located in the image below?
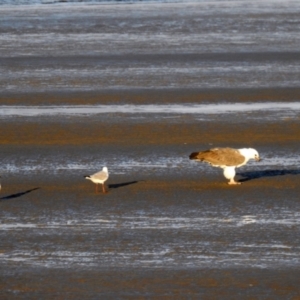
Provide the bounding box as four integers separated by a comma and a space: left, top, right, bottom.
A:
239, 148, 260, 162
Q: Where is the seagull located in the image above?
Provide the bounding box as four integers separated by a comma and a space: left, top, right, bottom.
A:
84, 167, 109, 193
189, 147, 260, 185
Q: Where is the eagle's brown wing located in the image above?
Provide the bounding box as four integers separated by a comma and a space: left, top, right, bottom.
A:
189, 147, 245, 166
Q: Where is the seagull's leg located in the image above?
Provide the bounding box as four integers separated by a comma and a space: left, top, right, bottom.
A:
102, 183, 107, 194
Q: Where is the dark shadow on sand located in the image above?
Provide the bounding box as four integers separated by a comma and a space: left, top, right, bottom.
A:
0, 187, 40, 201
108, 181, 140, 189
238, 169, 300, 182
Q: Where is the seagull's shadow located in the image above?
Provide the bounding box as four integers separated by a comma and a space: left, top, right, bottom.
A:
238, 169, 300, 182
108, 181, 140, 189
0, 187, 40, 201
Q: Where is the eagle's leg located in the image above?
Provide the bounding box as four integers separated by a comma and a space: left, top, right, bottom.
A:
228, 178, 241, 185
223, 167, 241, 185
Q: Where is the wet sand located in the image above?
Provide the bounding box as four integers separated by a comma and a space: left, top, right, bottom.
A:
1, 268, 300, 299
1, 89, 300, 299
1, 0, 300, 297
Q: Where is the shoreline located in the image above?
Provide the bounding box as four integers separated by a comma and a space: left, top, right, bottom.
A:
1, 87, 300, 105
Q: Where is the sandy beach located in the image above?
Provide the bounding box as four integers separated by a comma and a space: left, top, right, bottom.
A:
1, 88, 300, 299
1, 0, 300, 298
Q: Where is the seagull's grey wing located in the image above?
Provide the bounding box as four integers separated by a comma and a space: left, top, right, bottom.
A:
92, 170, 109, 181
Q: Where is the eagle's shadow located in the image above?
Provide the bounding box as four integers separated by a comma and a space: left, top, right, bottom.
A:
237, 169, 300, 182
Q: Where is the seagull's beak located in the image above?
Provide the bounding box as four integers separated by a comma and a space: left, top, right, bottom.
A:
255, 157, 261, 162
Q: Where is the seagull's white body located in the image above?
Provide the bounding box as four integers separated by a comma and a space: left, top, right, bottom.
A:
84, 167, 109, 193
189, 147, 260, 185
